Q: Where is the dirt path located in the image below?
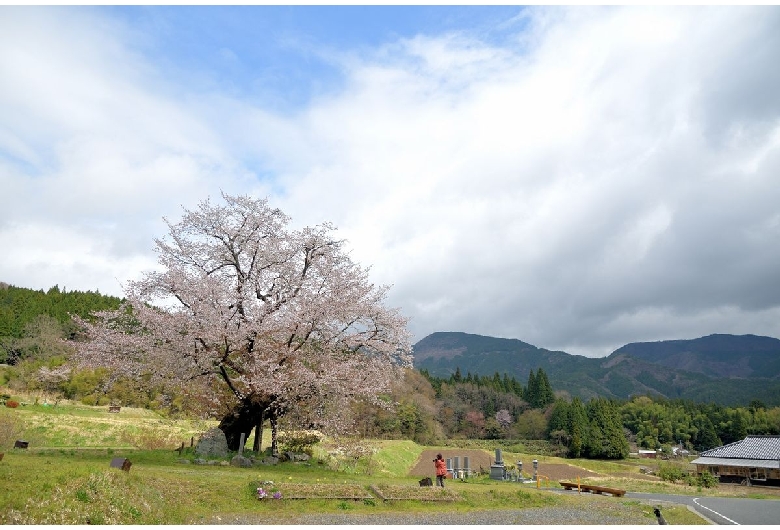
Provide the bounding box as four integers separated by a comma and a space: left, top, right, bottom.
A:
409, 449, 494, 477
409, 449, 604, 481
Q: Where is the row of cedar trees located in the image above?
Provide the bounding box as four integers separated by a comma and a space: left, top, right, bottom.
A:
422, 366, 555, 409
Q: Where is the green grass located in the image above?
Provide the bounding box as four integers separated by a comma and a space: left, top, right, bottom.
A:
8, 400, 214, 449
0, 399, 719, 524
371, 439, 424, 477
0, 449, 564, 524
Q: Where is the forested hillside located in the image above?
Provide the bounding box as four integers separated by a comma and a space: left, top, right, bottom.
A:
0, 283, 122, 336
419, 365, 780, 457
414, 332, 780, 406
0, 283, 122, 363
614, 334, 780, 379
0, 284, 177, 413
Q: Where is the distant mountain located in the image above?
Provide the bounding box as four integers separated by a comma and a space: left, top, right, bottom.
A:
613, 334, 780, 379
412, 332, 780, 406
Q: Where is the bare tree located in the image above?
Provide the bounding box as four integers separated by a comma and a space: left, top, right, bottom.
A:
75, 193, 411, 452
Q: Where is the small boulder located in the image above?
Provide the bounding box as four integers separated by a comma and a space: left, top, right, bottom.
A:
231, 455, 253, 468
259, 456, 280, 466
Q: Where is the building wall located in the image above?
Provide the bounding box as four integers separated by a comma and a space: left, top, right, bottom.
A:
696, 464, 780, 483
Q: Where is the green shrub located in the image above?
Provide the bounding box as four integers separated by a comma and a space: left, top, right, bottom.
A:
697, 470, 718, 488
80, 394, 110, 406
278, 430, 322, 455
658, 462, 687, 483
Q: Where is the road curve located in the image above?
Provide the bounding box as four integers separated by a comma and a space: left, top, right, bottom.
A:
625, 491, 780, 525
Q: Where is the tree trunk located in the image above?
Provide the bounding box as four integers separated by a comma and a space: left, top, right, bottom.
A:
252, 409, 265, 453
218, 395, 271, 451
270, 413, 279, 456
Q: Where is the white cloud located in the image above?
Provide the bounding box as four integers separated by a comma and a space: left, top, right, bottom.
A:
256, 6, 780, 355
0, 7, 252, 294
2, 6, 780, 357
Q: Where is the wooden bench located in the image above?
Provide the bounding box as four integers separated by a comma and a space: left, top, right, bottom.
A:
559, 481, 626, 497
108, 406, 121, 413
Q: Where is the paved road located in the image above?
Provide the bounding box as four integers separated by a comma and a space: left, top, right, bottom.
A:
625, 492, 780, 525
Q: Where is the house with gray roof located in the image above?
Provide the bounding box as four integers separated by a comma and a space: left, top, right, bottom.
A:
691, 435, 780, 486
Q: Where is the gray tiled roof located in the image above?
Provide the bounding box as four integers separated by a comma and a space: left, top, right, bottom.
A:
691, 456, 780, 469
700, 435, 780, 460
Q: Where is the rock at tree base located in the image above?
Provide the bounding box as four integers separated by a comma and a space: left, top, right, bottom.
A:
195, 427, 229, 458
231, 455, 253, 468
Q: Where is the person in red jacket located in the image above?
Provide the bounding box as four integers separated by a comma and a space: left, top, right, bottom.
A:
434, 453, 447, 487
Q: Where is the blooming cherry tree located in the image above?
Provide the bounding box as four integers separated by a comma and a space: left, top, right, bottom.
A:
75, 193, 412, 451
495, 409, 513, 429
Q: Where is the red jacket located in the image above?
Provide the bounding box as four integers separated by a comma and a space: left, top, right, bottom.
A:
435, 458, 447, 476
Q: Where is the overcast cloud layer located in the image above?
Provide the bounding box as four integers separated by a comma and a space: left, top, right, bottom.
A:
2, 6, 780, 357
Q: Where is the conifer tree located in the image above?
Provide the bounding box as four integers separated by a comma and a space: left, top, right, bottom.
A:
535, 368, 555, 408
547, 399, 570, 434
525, 369, 538, 406
585, 398, 629, 459
692, 414, 721, 451
568, 397, 589, 458
453, 366, 462, 383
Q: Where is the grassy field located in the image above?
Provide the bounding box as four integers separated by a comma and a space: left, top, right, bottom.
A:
0, 398, 721, 524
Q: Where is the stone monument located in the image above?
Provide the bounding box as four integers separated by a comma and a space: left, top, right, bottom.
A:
195, 427, 229, 458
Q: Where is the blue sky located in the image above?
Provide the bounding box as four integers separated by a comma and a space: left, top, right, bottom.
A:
102, 6, 528, 110
2, 6, 780, 357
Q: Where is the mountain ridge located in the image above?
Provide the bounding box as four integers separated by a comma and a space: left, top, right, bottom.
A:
412, 331, 780, 406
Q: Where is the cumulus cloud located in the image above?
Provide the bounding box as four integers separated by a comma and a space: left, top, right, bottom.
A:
2, 6, 780, 357
256, 6, 780, 355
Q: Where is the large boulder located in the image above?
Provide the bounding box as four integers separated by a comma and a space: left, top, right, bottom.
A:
195, 427, 229, 458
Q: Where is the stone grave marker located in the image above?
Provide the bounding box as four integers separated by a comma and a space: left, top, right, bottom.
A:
490, 448, 506, 480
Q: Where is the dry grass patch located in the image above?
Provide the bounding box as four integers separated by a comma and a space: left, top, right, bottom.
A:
369, 483, 462, 501
257, 482, 373, 500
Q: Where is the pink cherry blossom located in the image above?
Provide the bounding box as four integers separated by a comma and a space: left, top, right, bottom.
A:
74, 193, 412, 442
